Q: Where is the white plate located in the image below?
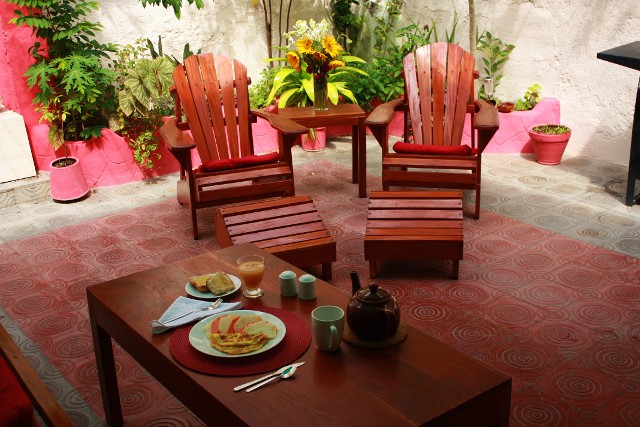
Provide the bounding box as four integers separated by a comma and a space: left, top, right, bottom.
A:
189, 310, 286, 358
185, 274, 241, 299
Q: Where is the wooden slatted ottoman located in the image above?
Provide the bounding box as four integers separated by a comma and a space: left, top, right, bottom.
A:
215, 196, 336, 280
365, 191, 464, 279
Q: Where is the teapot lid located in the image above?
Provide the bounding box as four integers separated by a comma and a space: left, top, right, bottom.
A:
356, 283, 390, 303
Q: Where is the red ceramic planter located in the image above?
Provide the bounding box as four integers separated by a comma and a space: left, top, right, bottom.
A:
528, 126, 571, 165
49, 157, 89, 201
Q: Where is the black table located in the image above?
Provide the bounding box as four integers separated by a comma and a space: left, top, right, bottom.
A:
597, 41, 640, 206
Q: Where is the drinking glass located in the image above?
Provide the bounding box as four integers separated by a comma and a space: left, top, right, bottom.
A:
237, 255, 265, 298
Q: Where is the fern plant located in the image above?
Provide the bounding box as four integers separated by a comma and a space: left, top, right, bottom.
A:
8, 0, 118, 150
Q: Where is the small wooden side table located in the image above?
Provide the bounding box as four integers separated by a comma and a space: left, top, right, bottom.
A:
277, 104, 368, 198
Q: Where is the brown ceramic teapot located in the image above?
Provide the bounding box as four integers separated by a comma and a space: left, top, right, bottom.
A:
346, 271, 401, 340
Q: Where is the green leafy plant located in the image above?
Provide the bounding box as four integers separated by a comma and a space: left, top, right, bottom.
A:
514, 84, 542, 111
348, 15, 458, 110
476, 31, 515, 101
113, 38, 175, 168
8, 0, 118, 152
249, 66, 282, 110
531, 124, 570, 134
331, 0, 361, 49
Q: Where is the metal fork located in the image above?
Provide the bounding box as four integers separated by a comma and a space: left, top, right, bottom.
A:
156, 299, 222, 325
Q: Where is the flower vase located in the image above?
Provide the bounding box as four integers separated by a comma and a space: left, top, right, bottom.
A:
314, 74, 328, 111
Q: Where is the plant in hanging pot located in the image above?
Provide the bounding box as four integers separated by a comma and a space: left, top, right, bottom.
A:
265, 19, 367, 151
528, 124, 571, 165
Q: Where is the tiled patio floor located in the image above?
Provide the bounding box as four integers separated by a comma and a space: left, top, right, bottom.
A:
0, 135, 638, 426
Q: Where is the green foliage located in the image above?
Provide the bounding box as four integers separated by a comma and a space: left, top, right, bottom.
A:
531, 124, 570, 134
139, 0, 204, 19
113, 39, 175, 168
348, 15, 458, 110
331, 0, 361, 48
8, 0, 118, 148
476, 31, 514, 100
249, 66, 282, 110
266, 55, 367, 108
514, 84, 542, 111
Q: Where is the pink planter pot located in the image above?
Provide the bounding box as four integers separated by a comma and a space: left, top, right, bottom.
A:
301, 127, 327, 152
528, 126, 571, 165
49, 157, 89, 201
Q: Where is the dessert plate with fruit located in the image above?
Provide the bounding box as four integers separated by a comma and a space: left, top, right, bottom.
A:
189, 310, 286, 358
185, 271, 241, 299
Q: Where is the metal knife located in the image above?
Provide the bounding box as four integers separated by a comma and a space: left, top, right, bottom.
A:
233, 362, 305, 392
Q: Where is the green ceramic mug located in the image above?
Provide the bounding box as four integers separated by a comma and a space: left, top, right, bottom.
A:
312, 305, 344, 352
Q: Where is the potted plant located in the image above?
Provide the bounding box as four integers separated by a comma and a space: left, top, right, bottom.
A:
113, 38, 177, 169
528, 124, 571, 165
8, 0, 117, 201
266, 19, 367, 151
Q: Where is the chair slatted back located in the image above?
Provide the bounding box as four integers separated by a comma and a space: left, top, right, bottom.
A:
173, 53, 253, 163
403, 43, 475, 147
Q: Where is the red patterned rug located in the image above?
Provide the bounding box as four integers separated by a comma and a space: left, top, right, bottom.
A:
0, 159, 638, 426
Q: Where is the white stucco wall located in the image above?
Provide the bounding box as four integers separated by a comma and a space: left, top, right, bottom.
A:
94, 0, 639, 165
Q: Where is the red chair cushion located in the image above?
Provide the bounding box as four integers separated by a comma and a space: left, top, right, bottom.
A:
197, 151, 281, 173
393, 142, 472, 155
0, 357, 34, 427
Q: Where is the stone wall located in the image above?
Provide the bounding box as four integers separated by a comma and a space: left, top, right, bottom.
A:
1, 1, 638, 167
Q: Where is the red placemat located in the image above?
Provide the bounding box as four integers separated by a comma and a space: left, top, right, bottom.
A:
169, 307, 311, 376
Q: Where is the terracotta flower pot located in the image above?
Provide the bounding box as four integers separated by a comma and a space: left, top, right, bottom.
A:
301, 127, 327, 152
528, 125, 571, 165
49, 157, 89, 201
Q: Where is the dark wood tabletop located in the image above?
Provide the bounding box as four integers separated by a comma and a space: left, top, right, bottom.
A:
277, 104, 368, 198
87, 243, 511, 426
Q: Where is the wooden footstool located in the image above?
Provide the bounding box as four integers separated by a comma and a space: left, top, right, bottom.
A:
215, 196, 336, 280
365, 191, 464, 279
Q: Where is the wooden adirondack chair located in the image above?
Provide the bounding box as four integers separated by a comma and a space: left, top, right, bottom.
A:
158, 53, 308, 239
365, 42, 499, 219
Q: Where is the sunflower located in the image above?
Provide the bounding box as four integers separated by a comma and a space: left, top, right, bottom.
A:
296, 37, 314, 55
328, 59, 345, 69
322, 36, 342, 58
286, 51, 301, 72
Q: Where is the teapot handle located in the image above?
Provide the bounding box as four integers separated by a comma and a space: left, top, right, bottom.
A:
383, 307, 399, 335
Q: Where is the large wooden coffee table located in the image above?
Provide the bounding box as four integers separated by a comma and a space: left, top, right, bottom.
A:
87, 244, 511, 426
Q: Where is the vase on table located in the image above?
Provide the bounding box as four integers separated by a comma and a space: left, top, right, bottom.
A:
313, 74, 328, 111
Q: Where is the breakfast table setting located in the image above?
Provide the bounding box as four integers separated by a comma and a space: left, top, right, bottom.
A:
87, 243, 511, 426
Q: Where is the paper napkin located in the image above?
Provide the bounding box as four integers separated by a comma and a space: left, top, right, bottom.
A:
151, 296, 242, 334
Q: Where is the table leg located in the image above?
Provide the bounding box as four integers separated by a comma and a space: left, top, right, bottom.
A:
351, 124, 358, 184
90, 317, 123, 426
357, 119, 367, 198
625, 77, 640, 206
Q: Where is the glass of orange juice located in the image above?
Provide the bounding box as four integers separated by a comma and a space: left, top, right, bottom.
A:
237, 255, 265, 298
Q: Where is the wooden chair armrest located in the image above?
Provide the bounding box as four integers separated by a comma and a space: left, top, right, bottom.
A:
158, 117, 196, 152
473, 99, 500, 131
0, 325, 73, 427
364, 98, 404, 127
251, 109, 308, 136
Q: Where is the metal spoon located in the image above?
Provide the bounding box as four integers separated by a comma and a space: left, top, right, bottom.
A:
245, 364, 297, 392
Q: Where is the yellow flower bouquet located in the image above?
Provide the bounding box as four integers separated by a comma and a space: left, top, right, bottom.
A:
267, 19, 367, 110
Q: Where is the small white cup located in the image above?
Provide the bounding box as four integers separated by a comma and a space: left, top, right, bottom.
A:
298, 274, 316, 300
279, 271, 297, 296
312, 305, 345, 352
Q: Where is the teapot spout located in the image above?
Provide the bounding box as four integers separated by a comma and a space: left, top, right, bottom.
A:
349, 271, 361, 295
